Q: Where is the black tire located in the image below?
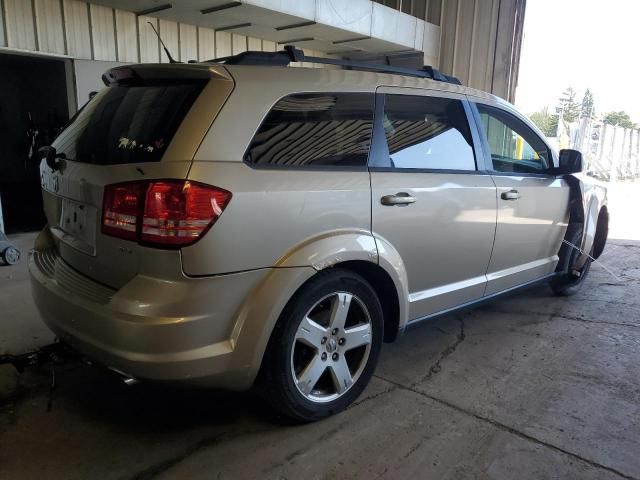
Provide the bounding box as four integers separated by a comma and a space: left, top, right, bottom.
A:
259, 269, 383, 422
1, 246, 20, 266
550, 250, 592, 296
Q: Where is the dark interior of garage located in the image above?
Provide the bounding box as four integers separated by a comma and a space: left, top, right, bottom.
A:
0, 53, 70, 233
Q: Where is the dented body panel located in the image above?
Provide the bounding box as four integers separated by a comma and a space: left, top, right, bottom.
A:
574, 175, 608, 267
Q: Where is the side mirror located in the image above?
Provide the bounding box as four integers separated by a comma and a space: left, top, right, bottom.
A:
558, 149, 583, 174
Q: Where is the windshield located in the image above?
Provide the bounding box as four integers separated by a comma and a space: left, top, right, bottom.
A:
53, 79, 206, 165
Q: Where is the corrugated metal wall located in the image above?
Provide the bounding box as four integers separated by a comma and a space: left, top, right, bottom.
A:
438, 0, 526, 101
0, 0, 526, 101
0, 0, 327, 63
373, 0, 442, 25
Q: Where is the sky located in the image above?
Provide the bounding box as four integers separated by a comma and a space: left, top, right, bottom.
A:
515, 0, 640, 122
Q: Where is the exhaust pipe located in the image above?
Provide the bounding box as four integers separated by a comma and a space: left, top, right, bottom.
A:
108, 367, 139, 386
123, 376, 139, 386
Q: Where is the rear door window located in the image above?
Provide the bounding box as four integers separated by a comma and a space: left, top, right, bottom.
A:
53, 80, 206, 165
245, 93, 374, 167
382, 94, 476, 171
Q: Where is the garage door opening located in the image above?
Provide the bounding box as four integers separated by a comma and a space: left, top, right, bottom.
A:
0, 52, 73, 233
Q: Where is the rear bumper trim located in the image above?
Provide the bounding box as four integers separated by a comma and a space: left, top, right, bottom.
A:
32, 248, 114, 304
28, 245, 268, 390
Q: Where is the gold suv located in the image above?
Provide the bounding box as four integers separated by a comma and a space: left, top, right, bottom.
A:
30, 47, 608, 421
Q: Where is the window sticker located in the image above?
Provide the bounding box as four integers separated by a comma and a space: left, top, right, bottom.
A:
117, 137, 165, 153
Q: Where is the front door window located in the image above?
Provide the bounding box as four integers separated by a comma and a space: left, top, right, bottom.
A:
477, 104, 551, 174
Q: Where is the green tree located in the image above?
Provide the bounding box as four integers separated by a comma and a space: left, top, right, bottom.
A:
581, 89, 595, 118
529, 108, 558, 137
603, 111, 636, 129
556, 87, 581, 123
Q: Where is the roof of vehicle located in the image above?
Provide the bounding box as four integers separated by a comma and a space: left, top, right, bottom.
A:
105, 61, 504, 105
229, 64, 497, 100
103, 45, 508, 110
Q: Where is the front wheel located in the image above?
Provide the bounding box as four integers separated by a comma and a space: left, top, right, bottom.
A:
550, 250, 592, 296
259, 269, 383, 422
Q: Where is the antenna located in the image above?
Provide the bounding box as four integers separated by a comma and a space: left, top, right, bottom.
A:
147, 21, 179, 63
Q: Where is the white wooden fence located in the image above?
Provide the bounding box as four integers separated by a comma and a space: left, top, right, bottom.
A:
571, 118, 640, 181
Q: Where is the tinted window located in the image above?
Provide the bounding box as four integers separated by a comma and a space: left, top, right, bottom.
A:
382, 95, 475, 170
53, 80, 206, 165
245, 93, 374, 167
477, 104, 551, 173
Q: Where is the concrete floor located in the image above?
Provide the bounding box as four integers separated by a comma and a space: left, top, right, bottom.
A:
0, 232, 55, 354
1, 182, 639, 479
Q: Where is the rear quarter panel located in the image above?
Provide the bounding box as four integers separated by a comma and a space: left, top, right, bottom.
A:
183, 66, 378, 276
182, 162, 372, 275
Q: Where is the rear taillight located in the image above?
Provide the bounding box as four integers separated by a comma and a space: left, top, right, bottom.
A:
102, 180, 231, 248
102, 183, 145, 241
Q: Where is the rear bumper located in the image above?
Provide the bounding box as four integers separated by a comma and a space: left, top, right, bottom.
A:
29, 241, 274, 390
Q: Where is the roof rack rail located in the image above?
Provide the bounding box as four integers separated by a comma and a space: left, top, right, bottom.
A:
206, 45, 461, 85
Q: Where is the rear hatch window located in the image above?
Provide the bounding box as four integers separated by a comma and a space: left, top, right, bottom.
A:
40, 74, 221, 289
53, 79, 206, 165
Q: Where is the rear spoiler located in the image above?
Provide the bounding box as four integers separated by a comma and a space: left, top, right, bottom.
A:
102, 64, 231, 86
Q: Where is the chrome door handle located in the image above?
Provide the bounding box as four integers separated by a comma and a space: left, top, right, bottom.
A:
501, 190, 520, 201
381, 193, 416, 206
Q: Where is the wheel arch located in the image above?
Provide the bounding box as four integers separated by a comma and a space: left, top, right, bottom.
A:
236, 230, 409, 388
592, 205, 609, 259
331, 260, 401, 342
580, 186, 608, 262
273, 229, 410, 341
263, 259, 405, 347
560, 178, 608, 272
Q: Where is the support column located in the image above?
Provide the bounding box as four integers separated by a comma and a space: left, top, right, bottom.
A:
635, 129, 640, 178
610, 127, 619, 182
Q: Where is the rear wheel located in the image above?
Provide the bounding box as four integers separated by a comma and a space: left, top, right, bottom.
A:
260, 270, 383, 422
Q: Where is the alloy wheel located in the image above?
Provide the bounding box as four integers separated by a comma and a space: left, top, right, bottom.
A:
290, 292, 372, 403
